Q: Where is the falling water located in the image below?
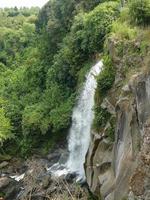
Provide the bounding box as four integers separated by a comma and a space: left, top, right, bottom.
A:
9, 62, 103, 199
66, 61, 103, 179
48, 61, 103, 179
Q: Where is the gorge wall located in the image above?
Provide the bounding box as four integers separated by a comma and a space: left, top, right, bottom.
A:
85, 37, 150, 200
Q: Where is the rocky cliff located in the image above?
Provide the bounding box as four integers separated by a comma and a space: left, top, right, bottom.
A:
85, 37, 150, 200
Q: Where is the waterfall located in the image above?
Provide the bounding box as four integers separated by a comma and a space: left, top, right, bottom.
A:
48, 61, 103, 179
66, 61, 103, 179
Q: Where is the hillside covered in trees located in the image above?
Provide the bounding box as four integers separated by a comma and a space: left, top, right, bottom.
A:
0, 0, 119, 156
1, 0, 150, 159
1, 0, 150, 200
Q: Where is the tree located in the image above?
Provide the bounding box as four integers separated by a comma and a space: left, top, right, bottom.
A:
129, 0, 150, 26
0, 108, 12, 144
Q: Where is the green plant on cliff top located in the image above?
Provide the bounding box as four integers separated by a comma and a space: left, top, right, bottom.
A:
129, 0, 150, 26
97, 56, 116, 97
111, 21, 137, 40
0, 108, 12, 143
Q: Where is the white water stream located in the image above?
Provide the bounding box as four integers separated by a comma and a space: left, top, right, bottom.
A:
48, 61, 103, 180
66, 61, 103, 178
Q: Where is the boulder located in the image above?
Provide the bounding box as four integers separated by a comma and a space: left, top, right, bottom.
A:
101, 98, 115, 115
65, 172, 77, 183
0, 161, 9, 169
0, 177, 20, 200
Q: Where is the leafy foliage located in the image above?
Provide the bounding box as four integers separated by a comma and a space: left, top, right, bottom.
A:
0, 1, 119, 156
93, 107, 111, 131
93, 55, 116, 133
0, 108, 12, 143
129, 0, 150, 26
107, 117, 115, 141
97, 56, 116, 96
111, 21, 137, 40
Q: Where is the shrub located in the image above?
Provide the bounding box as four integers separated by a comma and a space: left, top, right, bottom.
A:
0, 108, 12, 143
129, 0, 150, 26
93, 107, 111, 131
111, 21, 137, 39
97, 56, 115, 96
119, 7, 130, 23
72, 1, 120, 55
107, 117, 115, 141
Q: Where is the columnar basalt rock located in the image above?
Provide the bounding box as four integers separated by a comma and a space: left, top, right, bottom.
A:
85, 39, 150, 200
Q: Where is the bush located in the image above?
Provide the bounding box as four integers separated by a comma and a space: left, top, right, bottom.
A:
107, 117, 115, 141
111, 21, 137, 39
97, 56, 115, 96
71, 1, 119, 55
129, 0, 150, 26
0, 108, 12, 143
93, 107, 111, 131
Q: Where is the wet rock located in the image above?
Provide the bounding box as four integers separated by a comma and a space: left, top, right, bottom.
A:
0, 177, 21, 200
41, 174, 52, 189
29, 192, 45, 200
47, 186, 58, 195
47, 151, 61, 163
65, 172, 77, 183
0, 161, 9, 169
1, 158, 27, 176
0, 177, 10, 189
58, 152, 69, 165
122, 84, 130, 93
0, 155, 89, 200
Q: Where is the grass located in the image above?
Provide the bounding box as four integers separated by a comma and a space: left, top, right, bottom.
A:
111, 21, 137, 40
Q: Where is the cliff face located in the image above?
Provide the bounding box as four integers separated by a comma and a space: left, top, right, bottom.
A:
85, 38, 150, 200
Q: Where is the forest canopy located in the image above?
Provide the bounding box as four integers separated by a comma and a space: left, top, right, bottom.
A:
0, 1, 119, 156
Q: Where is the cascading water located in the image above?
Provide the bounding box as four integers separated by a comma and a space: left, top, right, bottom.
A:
48, 61, 103, 180
66, 61, 103, 179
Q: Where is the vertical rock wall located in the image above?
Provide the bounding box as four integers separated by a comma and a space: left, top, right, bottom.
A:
85, 40, 150, 200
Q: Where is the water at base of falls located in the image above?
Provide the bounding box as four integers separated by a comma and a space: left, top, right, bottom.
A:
47, 61, 103, 181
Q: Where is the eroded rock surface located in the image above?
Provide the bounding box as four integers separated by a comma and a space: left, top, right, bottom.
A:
85, 39, 150, 200
0, 177, 21, 200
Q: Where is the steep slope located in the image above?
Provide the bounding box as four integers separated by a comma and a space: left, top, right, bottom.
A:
85, 5, 150, 200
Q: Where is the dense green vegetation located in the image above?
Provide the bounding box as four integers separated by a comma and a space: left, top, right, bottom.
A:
2, 0, 150, 156
0, 1, 120, 156
97, 56, 116, 97
129, 0, 150, 26
93, 0, 150, 139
